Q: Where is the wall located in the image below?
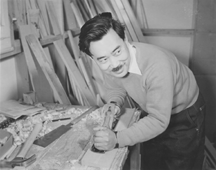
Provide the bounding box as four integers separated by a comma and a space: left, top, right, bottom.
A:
0, 57, 18, 102
190, 0, 216, 141
141, 0, 194, 66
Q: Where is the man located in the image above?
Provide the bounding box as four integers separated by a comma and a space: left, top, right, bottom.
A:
79, 12, 206, 170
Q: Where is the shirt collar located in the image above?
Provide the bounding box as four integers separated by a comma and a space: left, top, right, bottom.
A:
127, 43, 142, 75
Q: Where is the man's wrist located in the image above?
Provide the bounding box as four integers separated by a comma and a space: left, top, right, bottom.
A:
113, 131, 119, 149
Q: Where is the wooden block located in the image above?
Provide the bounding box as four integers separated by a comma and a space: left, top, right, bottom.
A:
25, 34, 71, 104
53, 39, 96, 106
23, 91, 36, 104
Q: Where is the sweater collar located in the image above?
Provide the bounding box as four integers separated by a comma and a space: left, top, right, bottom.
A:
127, 43, 142, 75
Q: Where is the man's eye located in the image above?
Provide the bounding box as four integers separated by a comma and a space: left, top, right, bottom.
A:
115, 49, 121, 56
99, 58, 108, 63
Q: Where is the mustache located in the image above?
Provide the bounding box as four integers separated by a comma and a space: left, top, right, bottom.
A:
112, 65, 123, 72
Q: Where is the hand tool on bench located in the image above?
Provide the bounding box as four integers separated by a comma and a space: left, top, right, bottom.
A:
0, 122, 42, 168
34, 106, 98, 147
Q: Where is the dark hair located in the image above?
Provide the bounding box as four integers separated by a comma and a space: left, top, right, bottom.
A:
79, 12, 125, 57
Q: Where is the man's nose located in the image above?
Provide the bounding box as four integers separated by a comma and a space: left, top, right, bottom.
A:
109, 56, 119, 68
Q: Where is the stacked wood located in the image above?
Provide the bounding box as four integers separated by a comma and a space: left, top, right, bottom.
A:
14, 0, 98, 106
12, 0, 147, 107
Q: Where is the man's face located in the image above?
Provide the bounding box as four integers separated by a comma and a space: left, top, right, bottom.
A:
89, 29, 131, 78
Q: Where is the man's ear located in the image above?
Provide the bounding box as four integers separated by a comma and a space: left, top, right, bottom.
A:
124, 34, 129, 43
124, 34, 132, 47
124, 34, 132, 45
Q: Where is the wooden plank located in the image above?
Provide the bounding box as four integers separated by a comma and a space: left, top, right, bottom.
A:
19, 25, 53, 102
68, 30, 97, 97
84, 0, 94, 18
70, 0, 85, 28
138, 0, 149, 29
67, 31, 81, 70
94, 0, 114, 15
109, 0, 133, 42
114, 0, 138, 42
78, 57, 97, 96
26, 34, 71, 104
40, 33, 68, 46
143, 29, 194, 36
87, 0, 97, 17
120, 0, 147, 43
63, 0, 79, 30
76, 0, 90, 21
15, 52, 30, 99
53, 39, 96, 106
47, 0, 64, 34
0, 40, 21, 59
46, 1, 61, 35
37, 0, 51, 35
43, 47, 54, 71
13, 0, 27, 25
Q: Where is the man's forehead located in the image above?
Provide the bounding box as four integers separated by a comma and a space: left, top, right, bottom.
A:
90, 30, 123, 57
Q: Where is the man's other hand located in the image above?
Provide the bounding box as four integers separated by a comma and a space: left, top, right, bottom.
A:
93, 127, 117, 151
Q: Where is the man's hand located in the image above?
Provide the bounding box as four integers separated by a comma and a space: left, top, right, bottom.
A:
93, 127, 118, 151
101, 102, 120, 117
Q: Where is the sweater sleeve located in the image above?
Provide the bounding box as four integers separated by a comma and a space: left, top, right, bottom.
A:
117, 60, 174, 147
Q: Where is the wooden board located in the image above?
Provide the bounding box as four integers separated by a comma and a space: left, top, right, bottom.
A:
63, 0, 78, 30
53, 39, 96, 106
25, 34, 71, 104
19, 25, 54, 102
37, 0, 51, 35
46, 1, 61, 35
120, 0, 147, 43
109, 0, 133, 42
70, 0, 85, 28
81, 108, 136, 169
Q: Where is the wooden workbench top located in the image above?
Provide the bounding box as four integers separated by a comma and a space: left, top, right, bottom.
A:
5, 105, 140, 170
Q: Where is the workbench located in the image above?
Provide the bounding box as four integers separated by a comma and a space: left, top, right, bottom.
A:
2, 104, 141, 170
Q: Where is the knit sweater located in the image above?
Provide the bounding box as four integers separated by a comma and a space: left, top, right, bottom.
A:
102, 42, 199, 147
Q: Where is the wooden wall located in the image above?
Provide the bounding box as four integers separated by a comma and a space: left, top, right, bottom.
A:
190, 0, 216, 141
